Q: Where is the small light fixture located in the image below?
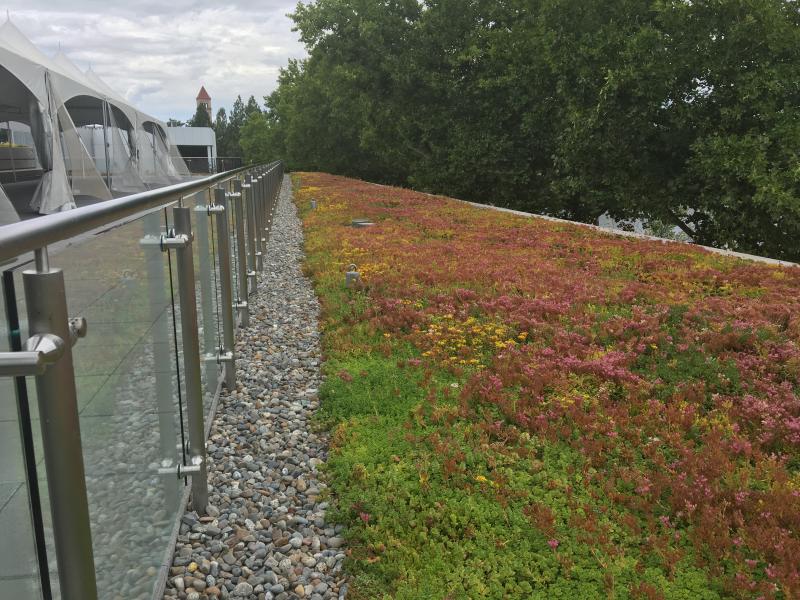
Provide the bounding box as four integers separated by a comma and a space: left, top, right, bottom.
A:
345, 263, 362, 288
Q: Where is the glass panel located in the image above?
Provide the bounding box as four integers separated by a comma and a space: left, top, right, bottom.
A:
183, 190, 223, 419
0, 271, 46, 599
14, 208, 187, 600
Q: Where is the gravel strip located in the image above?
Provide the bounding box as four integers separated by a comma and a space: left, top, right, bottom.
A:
164, 176, 346, 600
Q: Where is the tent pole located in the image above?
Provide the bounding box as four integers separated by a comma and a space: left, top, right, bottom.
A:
101, 101, 110, 190
7, 122, 17, 183
91, 127, 97, 169
73, 115, 87, 178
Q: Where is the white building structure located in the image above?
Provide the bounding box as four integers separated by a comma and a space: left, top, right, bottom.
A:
166, 126, 217, 173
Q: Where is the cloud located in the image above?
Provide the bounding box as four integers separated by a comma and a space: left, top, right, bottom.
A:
2, 1, 307, 120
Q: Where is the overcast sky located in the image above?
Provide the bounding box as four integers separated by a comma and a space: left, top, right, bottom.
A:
3, 1, 307, 121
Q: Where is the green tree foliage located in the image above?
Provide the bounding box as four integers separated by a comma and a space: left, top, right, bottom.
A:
213, 108, 230, 155
212, 95, 266, 158
188, 103, 212, 128
260, 0, 800, 260
229, 96, 247, 130
240, 112, 275, 164
245, 95, 262, 118
220, 95, 250, 158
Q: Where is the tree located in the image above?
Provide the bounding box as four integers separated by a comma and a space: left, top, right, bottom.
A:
214, 108, 231, 156
256, 0, 800, 260
240, 112, 274, 164
535, 0, 800, 257
221, 95, 247, 158
229, 96, 246, 129
166, 118, 185, 127
245, 95, 262, 118
188, 103, 212, 128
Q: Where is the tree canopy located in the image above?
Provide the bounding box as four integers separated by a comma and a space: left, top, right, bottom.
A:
188, 103, 212, 128
213, 95, 263, 157
251, 0, 800, 260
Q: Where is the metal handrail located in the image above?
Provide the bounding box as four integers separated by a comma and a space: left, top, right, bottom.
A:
0, 160, 280, 264
0, 159, 285, 600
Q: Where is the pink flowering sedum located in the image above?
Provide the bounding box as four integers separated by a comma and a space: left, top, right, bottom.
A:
298, 173, 800, 598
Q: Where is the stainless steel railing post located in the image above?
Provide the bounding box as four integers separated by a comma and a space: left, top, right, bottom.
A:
23, 248, 98, 600
261, 174, 269, 270
213, 187, 236, 389
254, 172, 262, 273
243, 177, 258, 292
171, 207, 208, 514
265, 167, 274, 239
268, 166, 277, 238
231, 179, 250, 327
266, 168, 273, 241
255, 174, 264, 263
274, 165, 281, 216
269, 168, 274, 211
252, 171, 264, 273
193, 191, 218, 394
252, 174, 265, 273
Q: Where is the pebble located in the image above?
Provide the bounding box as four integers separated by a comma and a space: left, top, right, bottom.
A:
162, 176, 347, 599
234, 581, 254, 596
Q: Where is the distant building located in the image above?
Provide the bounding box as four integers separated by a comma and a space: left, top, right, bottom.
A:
196, 86, 212, 120
165, 87, 218, 174
167, 127, 217, 174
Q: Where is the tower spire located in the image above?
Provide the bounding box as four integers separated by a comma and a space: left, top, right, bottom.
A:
196, 86, 212, 121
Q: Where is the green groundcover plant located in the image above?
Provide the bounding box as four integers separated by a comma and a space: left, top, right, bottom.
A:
294, 173, 800, 600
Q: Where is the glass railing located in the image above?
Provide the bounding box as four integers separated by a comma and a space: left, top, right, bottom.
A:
0, 272, 49, 599
0, 161, 283, 600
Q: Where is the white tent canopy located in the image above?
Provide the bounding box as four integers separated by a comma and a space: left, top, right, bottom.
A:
0, 18, 190, 223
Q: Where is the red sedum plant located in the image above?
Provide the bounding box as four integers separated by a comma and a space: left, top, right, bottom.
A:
297, 173, 800, 599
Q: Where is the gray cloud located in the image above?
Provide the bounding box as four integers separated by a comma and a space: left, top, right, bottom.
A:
2, 1, 307, 120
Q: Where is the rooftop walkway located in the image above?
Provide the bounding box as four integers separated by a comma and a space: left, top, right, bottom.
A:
162, 178, 346, 600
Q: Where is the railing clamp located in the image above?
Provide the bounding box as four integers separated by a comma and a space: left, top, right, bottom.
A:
0, 317, 87, 378
139, 230, 192, 251
196, 204, 225, 215
160, 230, 192, 250
69, 317, 88, 345
157, 455, 204, 479
0, 333, 65, 377
202, 350, 233, 365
